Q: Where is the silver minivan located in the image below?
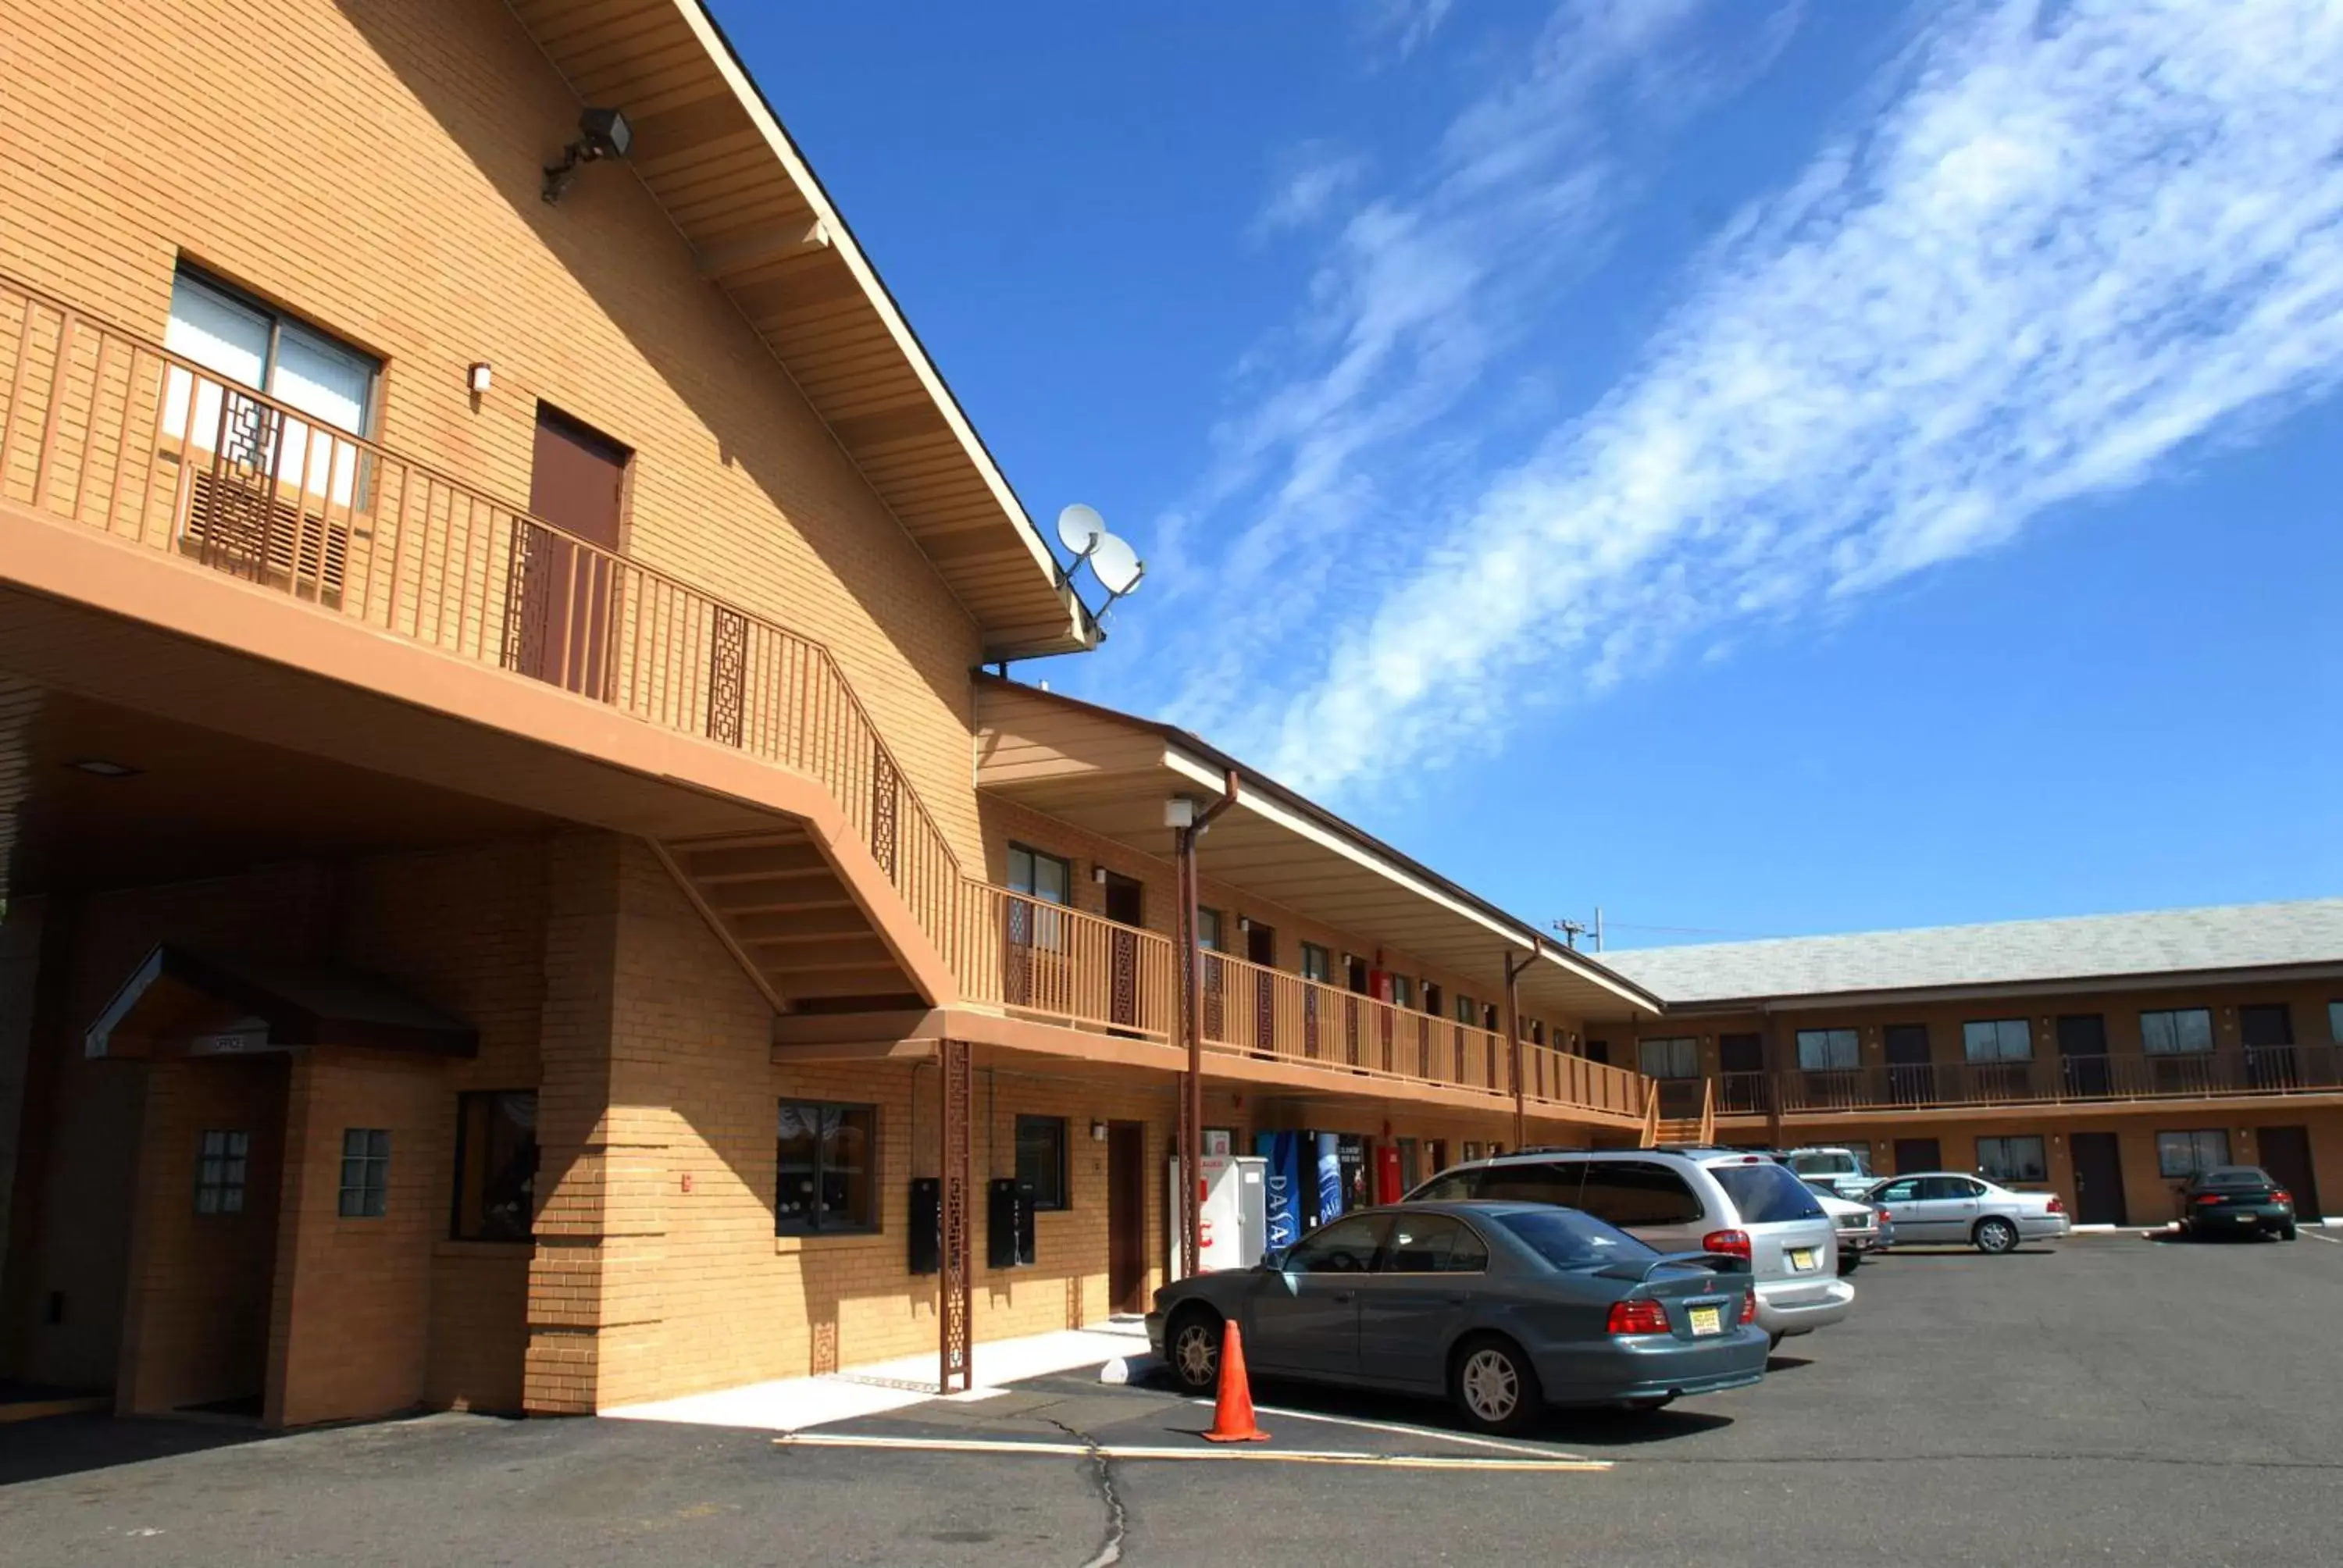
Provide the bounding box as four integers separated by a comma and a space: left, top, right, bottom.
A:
1409, 1149, 1854, 1343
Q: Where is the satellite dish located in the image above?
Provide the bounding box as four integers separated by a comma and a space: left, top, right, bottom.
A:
1089, 533, 1146, 600
1057, 504, 1106, 559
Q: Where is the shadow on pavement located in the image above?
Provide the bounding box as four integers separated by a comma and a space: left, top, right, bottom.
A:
1866, 1247, 2056, 1258
0, 1413, 283, 1488
1176, 1371, 1738, 1450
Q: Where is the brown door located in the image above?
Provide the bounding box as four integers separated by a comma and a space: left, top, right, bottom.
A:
2055, 1014, 2109, 1097
1718, 1032, 1765, 1114
516, 404, 629, 695
1884, 1024, 1933, 1105
2070, 1131, 2127, 1224
2258, 1125, 2321, 1221
1106, 1122, 1147, 1314
2241, 1004, 2298, 1089
1892, 1137, 1942, 1174
1103, 873, 1143, 1030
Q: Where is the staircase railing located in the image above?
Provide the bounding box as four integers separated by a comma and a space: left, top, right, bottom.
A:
0, 271, 969, 957
1697, 1076, 1717, 1145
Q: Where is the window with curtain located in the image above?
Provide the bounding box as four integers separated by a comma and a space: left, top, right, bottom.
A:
1300, 943, 1331, 983
164, 268, 378, 505
1962, 1018, 2034, 1063
1005, 843, 1072, 950
1455, 994, 1478, 1026
2139, 1008, 2214, 1055
451, 1092, 539, 1242
194, 1129, 249, 1216
1016, 1115, 1068, 1210
1976, 1135, 2048, 1184
2156, 1128, 2230, 1180
337, 1129, 391, 1219
776, 1102, 877, 1234
1196, 907, 1223, 950
1389, 975, 1414, 1008
1639, 1036, 1700, 1078
1795, 1028, 1860, 1071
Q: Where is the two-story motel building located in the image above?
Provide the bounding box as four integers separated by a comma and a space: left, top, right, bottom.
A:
1594, 903, 2343, 1229
0, 0, 2335, 1435
0, 0, 1660, 1428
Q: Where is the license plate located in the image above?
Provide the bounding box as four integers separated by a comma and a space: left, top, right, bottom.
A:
1789, 1247, 1817, 1271
1689, 1305, 1723, 1336
2232, 1214, 2256, 1227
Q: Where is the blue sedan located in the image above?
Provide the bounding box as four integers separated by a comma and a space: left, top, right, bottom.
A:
1146, 1201, 1768, 1434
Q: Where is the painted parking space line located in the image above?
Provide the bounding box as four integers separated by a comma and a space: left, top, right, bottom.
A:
2303, 1228, 2341, 1245
775, 1432, 1610, 1471
1180, 1395, 1587, 1460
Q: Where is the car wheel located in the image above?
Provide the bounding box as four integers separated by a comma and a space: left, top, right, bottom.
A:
1837, 1253, 1862, 1276
1166, 1306, 1222, 1395
1974, 1217, 2019, 1254
1450, 1335, 1543, 1436
2281, 1224, 2299, 1241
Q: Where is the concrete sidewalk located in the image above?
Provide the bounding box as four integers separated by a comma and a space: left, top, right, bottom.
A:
601, 1320, 1153, 1433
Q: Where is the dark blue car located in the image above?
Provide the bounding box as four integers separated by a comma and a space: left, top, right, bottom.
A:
1146, 1200, 1769, 1434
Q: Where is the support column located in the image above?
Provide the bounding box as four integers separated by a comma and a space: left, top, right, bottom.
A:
1503, 943, 1539, 1153
937, 1036, 972, 1395
1172, 772, 1239, 1281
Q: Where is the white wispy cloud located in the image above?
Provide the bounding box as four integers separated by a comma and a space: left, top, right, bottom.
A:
1141, 0, 2343, 799
1253, 145, 1371, 237
1363, 0, 1456, 62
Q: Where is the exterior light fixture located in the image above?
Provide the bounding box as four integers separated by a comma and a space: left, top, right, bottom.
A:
1089, 1121, 1107, 1142
542, 106, 633, 204
1164, 797, 1196, 829
68, 758, 140, 778
467, 362, 493, 394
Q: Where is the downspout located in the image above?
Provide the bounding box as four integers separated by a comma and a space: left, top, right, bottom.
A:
1176, 768, 1240, 1280
1503, 940, 1540, 1153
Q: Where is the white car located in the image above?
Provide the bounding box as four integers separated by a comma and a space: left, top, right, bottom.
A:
1781, 1146, 1879, 1201
1862, 1172, 2070, 1253
1813, 1190, 1885, 1274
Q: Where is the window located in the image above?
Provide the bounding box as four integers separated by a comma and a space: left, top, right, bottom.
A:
1786, 1150, 1857, 1178
1300, 943, 1332, 983
1016, 1114, 1068, 1210
1962, 1018, 2033, 1063
776, 1102, 877, 1234
2156, 1129, 2231, 1181
194, 1129, 249, 1215
2329, 1000, 2342, 1044
1455, 993, 1478, 1025
1796, 1028, 1860, 1071
2140, 1008, 2214, 1056
1005, 844, 1072, 904
1285, 1213, 1390, 1274
337, 1129, 390, 1218
1196, 908, 1224, 951
1549, 1160, 1706, 1228
1873, 1177, 1921, 1205
1922, 1176, 1984, 1200
451, 1092, 538, 1242
1638, 1037, 1700, 1078
1379, 1213, 1489, 1273
1390, 975, 1414, 1009
1710, 1163, 1825, 1223
1976, 1135, 2048, 1185
1423, 982, 1443, 1016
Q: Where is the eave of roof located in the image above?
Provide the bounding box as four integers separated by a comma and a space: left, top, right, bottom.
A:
505, 0, 1093, 659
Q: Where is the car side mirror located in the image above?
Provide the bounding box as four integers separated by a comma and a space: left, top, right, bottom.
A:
1259, 1246, 1289, 1272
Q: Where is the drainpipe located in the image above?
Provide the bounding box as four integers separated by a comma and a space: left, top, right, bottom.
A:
1503, 940, 1540, 1152
1175, 770, 1239, 1279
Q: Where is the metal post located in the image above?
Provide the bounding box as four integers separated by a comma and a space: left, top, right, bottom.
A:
938, 1035, 973, 1394
1503, 942, 1539, 1153
1175, 771, 1239, 1280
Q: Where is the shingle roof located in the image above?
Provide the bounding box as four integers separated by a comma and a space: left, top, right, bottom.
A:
1600, 899, 2343, 1006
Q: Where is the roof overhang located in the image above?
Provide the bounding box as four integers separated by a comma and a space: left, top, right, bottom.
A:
86, 945, 479, 1061
505, 0, 1093, 659
975, 679, 1664, 1023
1652, 959, 2343, 1017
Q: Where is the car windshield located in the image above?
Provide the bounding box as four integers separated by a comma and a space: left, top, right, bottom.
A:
1710, 1162, 1827, 1223
1494, 1208, 1659, 1270
1788, 1152, 1853, 1176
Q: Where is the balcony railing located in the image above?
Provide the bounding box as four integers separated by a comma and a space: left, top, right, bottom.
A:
0, 273, 966, 950
1706, 1046, 2343, 1117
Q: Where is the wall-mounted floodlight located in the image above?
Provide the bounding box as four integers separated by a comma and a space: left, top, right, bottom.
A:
544, 107, 633, 205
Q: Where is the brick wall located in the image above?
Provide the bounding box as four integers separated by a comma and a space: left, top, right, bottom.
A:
1, 0, 993, 868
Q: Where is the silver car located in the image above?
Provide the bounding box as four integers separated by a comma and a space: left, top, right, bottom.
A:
1410, 1148, 1853, 1344
1863, 1172, 2071, 1253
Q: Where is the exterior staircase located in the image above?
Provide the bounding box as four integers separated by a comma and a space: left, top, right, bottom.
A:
655, 829, 925, 1013
1640, 1079, 1718, 1148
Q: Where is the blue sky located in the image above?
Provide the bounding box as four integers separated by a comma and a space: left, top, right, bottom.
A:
722, 0, 2343, 948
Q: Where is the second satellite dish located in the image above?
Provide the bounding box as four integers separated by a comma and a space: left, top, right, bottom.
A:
1054, 503, 1146, 616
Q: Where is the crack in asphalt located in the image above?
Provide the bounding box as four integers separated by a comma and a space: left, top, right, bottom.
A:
1044, 1418, 1129, 1568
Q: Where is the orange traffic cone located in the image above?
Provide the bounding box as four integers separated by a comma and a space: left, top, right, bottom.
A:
1202, 1320, 1270, 1443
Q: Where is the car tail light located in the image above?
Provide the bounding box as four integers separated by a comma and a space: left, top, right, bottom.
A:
2195, 1193, 2226, 1206
2045, 1196, 2064, 1215
1606, 1299, 1671, 1336
2273, 1189, 2292, 1206
1739, 1290, 1756, 1325
1702, 1229, 1752, 1260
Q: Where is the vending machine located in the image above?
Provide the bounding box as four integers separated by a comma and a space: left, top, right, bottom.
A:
1165, 1153, 1268, 1278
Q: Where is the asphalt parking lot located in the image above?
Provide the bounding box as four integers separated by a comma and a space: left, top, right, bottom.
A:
2, 1232, 2338, 1566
